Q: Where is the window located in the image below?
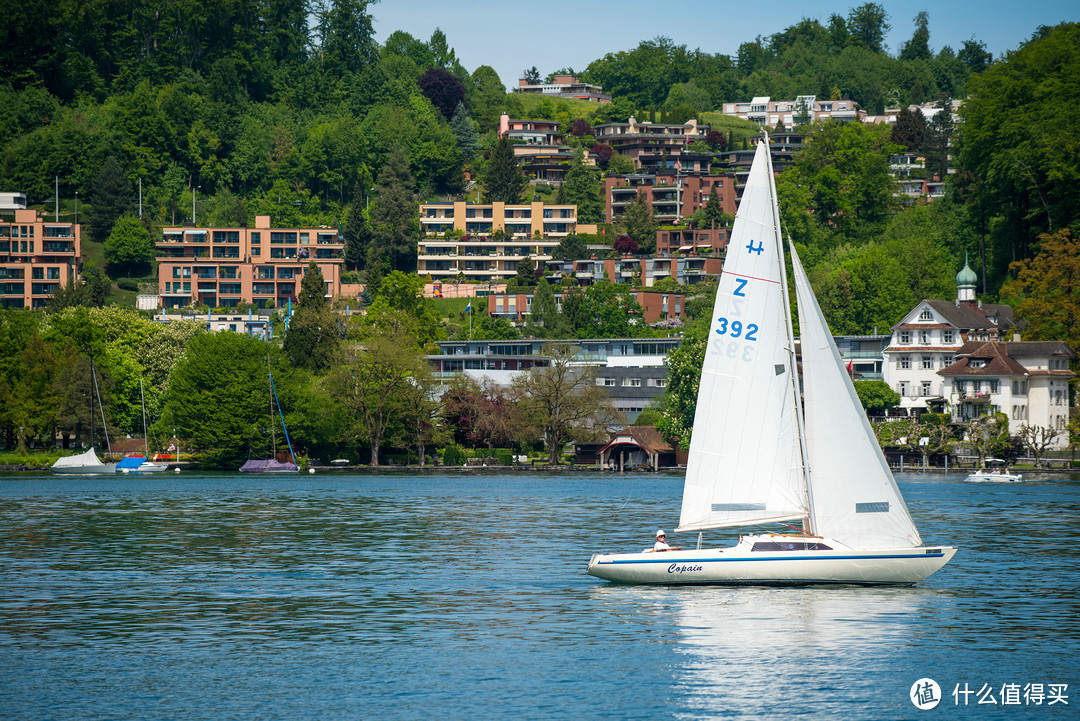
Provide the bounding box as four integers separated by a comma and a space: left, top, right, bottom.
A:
899, 330, 911, 344
921, 381, 932, 396
922, 355, 933, 370
621, 377, 641, 387
989, 380, 999, 394
943, 330, 955, 344
596, 377, 616, 387
899, 355, 911, 370
898, 381, 909, 397
919, 309, 933, 321
251, 232, 261, 244
920, 330, 931, 344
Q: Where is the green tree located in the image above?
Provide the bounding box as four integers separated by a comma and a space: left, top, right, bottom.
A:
103, 215, 154, 274
364, 270, 443, 345
343, 179, 371, 271
449, 101, 478, 160
853, 380, 901, 413
890, 106, 926, 151
922, 96, 954, 179
899, 11, 931, 61
958, 23, 1080, 270
529, 277, 560, 336
159, 333, 290, 469
515, 256, 538, 287
778, 120, 900, 247
482, 136, 527, 203
606, 153, 636, 176
560, 159, 605, 224
88, 155, 132, 244
315, 0, 377, 76
656, 324, 706, 448
847, 3, 890, 53
622, 191, 656, 253
551, 234, 587, 261
0, 331, 61, 453
327, 315, 425, 467
512, 344, 618, 464
284, 262, 339, 373
1000, 230, 1080, 355
369, 144, 418, 274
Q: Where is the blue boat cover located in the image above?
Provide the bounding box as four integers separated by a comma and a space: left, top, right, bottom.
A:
117, 456, 147, 470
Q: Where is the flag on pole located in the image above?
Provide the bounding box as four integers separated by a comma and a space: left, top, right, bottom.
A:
465, 301, 471, 313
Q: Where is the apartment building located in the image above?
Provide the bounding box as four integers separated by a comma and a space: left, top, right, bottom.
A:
655, 227, 729, 257
593, 118, 709, 167
939, 340, 1075, 447
514, 74, 611, 103
604, 174, 737, 224
0, 208, 80, 309
417, 201, 581, 282
503, 118, 596, 183
427, 337, 680, 421
156, 215, 344, 309
488, 288, 688, 325
721, 96, 860, 125
544, 255, 723, 288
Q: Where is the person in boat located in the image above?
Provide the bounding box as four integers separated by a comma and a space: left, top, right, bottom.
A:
652, 530, 683, 552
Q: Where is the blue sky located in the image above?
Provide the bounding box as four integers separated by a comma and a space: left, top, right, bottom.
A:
371, 0, 1077, 90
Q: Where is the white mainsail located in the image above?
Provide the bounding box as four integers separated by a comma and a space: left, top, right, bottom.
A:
790, 243, 922, 548
677, 141, 805, 533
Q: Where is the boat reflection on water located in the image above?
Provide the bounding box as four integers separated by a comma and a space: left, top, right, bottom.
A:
600, 585, 936, 717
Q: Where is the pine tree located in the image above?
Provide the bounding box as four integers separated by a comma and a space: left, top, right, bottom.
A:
298, 260, 328, 309
623, 192, 656, 253
343, 180, 371, 270
515, 256, 537, 287
369, 145, 418, 274
560, 159, 605, 224
284, 261, 338, 372
450, 102, 478, 160
482, 137, 528, 203
88, 156, 133, 243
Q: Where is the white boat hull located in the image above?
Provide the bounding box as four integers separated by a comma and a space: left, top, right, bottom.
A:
965, 471, 1022, 482
587, 535, 957, 586
51, 464, 118, 475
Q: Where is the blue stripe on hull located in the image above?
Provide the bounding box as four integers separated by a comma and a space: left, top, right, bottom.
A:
598, 552, 946, 566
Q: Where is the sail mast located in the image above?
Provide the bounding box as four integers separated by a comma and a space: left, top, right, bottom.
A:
762, 134, 816, 535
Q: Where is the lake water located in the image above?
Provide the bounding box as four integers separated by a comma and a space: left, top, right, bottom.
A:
1, 470, 1077, 720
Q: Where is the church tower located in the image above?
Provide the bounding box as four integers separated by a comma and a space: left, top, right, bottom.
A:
956, 254, 977, 303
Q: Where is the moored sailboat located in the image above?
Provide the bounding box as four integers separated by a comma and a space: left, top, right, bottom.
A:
239, 352, 299, 473
587, 138, 957, 585
51, 356, 117, 475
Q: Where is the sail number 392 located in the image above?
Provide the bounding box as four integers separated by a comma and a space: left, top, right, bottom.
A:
715, 318, 758, 341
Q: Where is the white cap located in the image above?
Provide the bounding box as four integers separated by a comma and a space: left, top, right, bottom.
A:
656, 529, 666, 537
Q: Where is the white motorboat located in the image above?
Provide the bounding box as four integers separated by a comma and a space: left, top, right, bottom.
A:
588, 137, 957, 586
965, 469, 1023, 482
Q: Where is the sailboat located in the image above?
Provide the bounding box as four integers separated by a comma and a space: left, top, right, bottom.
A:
51, 356, 117, 475
587, 138, 957, 585
117, 378, 168, 474
239, 352, 299, 473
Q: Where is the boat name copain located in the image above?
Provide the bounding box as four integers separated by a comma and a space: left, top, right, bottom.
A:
668, 563, 704, 574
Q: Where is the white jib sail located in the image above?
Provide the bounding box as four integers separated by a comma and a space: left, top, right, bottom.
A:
790, 243, 923, 549
678, 141, 805, 533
